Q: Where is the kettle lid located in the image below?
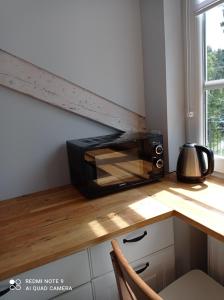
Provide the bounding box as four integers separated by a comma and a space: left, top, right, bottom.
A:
182, 143, 196, 148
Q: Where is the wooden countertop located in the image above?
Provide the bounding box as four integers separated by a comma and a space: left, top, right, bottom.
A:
0, 173, 224, 280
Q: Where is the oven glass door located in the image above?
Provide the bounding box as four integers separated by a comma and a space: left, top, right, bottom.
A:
84, 141, 153, 188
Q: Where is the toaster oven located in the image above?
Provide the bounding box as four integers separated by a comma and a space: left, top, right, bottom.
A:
66, 132, 164, 198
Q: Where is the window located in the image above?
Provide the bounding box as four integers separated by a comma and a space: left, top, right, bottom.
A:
185, 0, 224, 173
204, 4, 224, 157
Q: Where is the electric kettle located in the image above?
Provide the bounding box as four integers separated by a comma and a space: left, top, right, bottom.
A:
176, 143, 214, 183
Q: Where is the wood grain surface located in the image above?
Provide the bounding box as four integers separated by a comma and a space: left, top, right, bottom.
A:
0, 50, 146, 132
139, 174, 224, 242
0, 173, 224, 280
0, 184, 172, 280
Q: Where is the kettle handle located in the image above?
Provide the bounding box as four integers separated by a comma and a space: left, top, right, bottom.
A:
195, 145, 214, 177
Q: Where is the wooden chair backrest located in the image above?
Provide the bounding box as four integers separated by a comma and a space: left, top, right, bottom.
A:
110, 239, 163, 300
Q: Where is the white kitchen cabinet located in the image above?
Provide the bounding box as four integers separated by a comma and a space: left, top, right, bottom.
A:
0, 219, 174, 300
0, 250, 90, 300
132, 245, 175, 292
208, 236, 224, 285
92, 272, 119, 300
52, 282, 93, 300
92, 245, 175, 300
90, 218, 174, 278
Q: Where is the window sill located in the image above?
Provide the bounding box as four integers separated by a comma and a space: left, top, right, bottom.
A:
213, 171, 224, 179
214, 155, 224, 174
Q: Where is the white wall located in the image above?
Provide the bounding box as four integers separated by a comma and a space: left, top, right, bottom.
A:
208, 236, 224, 285
140, 0, 169, 169
0, 0, 145, 116
140, 2, 204, 275
0, 0, 145, 200
0, 86, 116, 200
163, 0, 185, 171
0, 0, 187, 200
140, 0, 185, 171
174, 218, 207, 278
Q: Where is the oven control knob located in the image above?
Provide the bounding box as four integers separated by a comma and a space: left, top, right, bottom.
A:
155, 144, 163, 155
156, 159, 164, 169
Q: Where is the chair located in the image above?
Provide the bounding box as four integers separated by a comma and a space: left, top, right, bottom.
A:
110, 239, 224, 300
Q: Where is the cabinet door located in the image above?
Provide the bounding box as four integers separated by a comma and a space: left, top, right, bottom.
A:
52, 282, 93, 300
208, 236, 224, 285
0, 250, 90, 300
90, 218, 174, 278
131, 245, 175, 292
92, 245, 175, 300
92, 272, 119, 300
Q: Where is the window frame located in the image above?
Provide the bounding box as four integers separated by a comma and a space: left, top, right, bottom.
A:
185, 0, 224, 173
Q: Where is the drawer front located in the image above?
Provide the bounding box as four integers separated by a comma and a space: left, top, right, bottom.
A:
90, 218, 174, 278
92, 245, 175, 300
131, 245, 175, 292
92, 271, 119, 300
53, 282, 93, 300
0, 250, 90, 300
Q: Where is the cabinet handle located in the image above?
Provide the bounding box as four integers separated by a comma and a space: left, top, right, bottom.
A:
135, 262, 150, 274
123, 231, 147, 244
0, 283, 16, 297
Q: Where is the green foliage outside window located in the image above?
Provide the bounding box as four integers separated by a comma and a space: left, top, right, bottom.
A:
206, 13, 224, 156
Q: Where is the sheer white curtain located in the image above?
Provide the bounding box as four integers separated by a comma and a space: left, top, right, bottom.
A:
194, 0, 224, 15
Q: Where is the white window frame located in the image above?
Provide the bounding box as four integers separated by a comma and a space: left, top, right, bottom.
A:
184, 0, 224, 174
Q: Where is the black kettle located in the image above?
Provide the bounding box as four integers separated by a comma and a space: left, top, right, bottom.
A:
176, 143, 214, 183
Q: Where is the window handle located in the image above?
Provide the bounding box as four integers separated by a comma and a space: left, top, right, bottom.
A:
123, 231, 147, 244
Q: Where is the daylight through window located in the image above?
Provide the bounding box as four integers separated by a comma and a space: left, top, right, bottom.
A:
204, 4, 224, 156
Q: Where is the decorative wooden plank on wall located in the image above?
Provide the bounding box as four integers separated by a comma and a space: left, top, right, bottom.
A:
0, 50, 146, 132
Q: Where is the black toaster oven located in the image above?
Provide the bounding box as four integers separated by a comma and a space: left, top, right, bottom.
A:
66, 132, 164, 198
